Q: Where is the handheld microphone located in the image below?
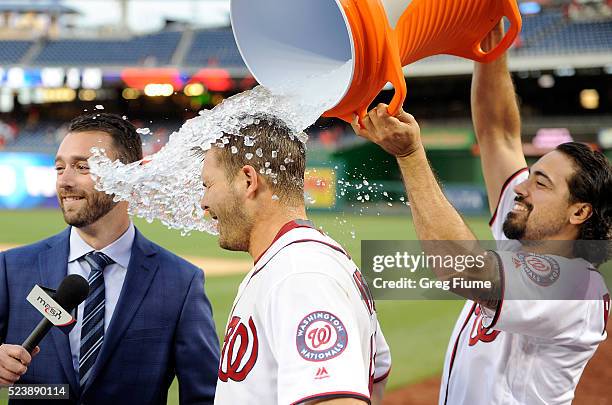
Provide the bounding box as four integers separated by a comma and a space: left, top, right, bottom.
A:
22, 274, 90, 353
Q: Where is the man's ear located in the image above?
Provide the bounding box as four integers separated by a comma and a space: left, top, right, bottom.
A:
240, 165, 260, 198
569, 202, 593, 225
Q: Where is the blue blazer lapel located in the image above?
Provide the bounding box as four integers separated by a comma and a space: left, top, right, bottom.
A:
82, 229, 159, 394
38, 227, 79, 398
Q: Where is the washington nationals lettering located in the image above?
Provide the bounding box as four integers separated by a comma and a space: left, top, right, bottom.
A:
219, 316, 259, 382
469, 306, 500, 346
296, 311, 348, 361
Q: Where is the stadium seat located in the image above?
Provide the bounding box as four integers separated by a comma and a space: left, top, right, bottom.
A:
0, 41, 33, 64
33, 31, 182, 66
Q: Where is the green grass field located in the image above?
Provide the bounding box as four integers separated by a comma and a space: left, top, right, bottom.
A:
0, 209, 494, 403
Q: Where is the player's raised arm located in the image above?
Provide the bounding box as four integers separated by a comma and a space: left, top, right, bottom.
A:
352, 106, 501, 308
471, 21, 527, 214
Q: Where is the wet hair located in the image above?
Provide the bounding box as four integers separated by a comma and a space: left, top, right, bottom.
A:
68, 113, 143, 164
213, 114, 306, 205
555, 142, 612, 265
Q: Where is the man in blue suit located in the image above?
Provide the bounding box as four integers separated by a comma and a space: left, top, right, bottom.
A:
0, 113, 220, 404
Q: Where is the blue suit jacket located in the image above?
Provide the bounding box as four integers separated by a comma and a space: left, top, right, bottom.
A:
0, 227, 220, 405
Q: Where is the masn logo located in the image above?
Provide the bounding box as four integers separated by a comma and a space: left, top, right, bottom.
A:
36, 295, 63, 320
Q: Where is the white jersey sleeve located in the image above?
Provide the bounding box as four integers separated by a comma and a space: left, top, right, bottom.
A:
481, 251, 610, 344
264, 272, 374, 404
490, 167, 529, 242
373, 321, 391, 383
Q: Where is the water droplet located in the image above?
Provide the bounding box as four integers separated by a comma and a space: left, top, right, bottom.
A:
95, 105, 104, 110
86, 61, 353, 234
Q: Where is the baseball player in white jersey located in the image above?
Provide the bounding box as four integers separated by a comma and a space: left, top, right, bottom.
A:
352, 23, 611, 405
438, 169, 610, 404
197, 115, 390, 404
215, 220, 391, 404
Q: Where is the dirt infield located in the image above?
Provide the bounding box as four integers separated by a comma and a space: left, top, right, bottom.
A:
383, 323, 612, 405
0, 243, 252, 277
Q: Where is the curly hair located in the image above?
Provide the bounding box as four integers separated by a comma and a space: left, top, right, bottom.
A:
68, 113, 142, 164
555, 142, 612, 266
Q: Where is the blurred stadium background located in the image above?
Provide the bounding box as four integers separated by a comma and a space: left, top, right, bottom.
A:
0, 0, 610, 404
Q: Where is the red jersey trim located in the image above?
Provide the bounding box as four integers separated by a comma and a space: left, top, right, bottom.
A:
443, 302, 477, 405
489, 167, 529, 227
482, 250, 505, 331
373, 366, 391, 383
254, 219, 314, 265
291, 391, 370, 405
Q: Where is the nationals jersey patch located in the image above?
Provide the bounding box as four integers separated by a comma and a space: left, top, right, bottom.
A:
296, 311, 348, 362
518, 253, 560, 287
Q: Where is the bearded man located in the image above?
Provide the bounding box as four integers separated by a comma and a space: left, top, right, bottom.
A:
0, 113, 219, 405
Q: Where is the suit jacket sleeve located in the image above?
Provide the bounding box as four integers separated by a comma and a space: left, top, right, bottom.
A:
175, 268, 220, 405
0, 252, 7, 344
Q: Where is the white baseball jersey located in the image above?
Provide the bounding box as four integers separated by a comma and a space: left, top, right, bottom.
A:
214, 220, 391, 405
440, 168, 611, 405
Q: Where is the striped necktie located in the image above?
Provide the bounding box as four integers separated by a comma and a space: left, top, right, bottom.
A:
79, 251, 114, 390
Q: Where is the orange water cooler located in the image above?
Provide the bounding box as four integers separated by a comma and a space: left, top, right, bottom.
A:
230, 0, 522, 122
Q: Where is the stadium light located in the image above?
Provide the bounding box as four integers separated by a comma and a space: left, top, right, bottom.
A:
190, 68, 232, 92
17, 89, 32, 106
537, 74, 555, 88
7, 68, 25, 89
66, 68, 81, 89
580, 89, 599, 109
82, 68, 103, 90
184, 83, 205, 97
0, 88, 14, 112
144, 83, 174, 97
122, 88, 141, 100
121, 68, 184, 90
78, 89, 97, 102
41, 68, 65, 88
41, 88, 76, 103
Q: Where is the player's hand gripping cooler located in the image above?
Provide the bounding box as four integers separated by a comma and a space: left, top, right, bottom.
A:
230, 0, 521, 123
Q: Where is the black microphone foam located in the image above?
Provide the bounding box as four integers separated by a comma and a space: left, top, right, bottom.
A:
22, 274, 90, 353
54, 274, 90, 311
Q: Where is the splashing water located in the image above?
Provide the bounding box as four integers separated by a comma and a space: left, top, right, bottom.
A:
89, 62, 352, 235
136, 127, 151, 135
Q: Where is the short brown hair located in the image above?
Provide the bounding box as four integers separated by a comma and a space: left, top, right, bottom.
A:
213, 114, 306, 204
68, 113, 143, 164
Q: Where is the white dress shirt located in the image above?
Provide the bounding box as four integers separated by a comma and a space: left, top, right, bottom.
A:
67, 222, 135, 374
